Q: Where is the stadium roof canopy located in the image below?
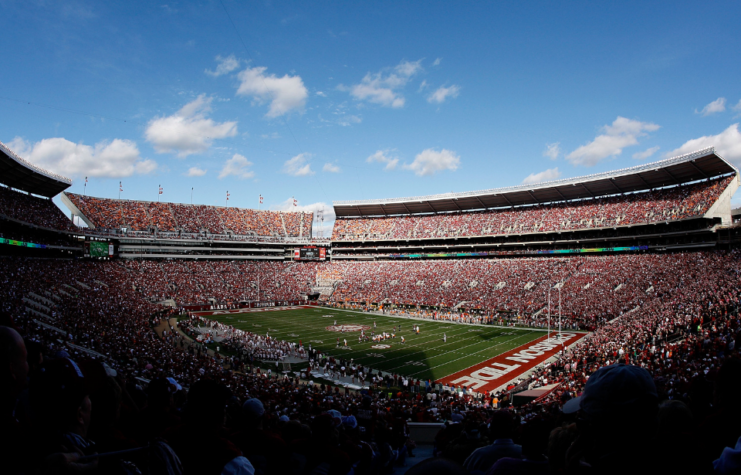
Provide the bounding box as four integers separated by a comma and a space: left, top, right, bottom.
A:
334, 148, 738, 218
0, 141, 72, 198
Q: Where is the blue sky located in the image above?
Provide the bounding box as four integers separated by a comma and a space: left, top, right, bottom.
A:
2, 1, 740, 233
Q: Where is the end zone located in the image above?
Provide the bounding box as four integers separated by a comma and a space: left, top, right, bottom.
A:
437, 332, 587, 394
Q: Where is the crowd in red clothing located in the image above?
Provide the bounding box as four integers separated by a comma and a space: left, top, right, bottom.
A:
87, 252, 735, 334
65, 192, 313, 237
1, 248, 740, 473
0, 185, 76, 231
322, 254, 686, 330
120, 259, 317, 304
333, 175, 734, 241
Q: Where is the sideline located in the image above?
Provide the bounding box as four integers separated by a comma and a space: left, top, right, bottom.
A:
318, 305, 587, 334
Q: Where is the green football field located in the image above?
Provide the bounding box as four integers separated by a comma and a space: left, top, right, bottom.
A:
205, 307, 547, 381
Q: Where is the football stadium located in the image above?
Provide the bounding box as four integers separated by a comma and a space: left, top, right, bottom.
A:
2, 139, 741, 473
4, 3, 741, 474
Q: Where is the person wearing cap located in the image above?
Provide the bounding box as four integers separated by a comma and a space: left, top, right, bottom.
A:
290, 413, 351, 475
164, 380, 254, 475
133, 377, 181, 443
231, 397, 288, 475
32, 357, 97, 456
561, 363, 661, 474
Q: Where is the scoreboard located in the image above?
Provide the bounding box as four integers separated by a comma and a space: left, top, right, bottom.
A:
84, 241, 114, 258
295, 246, 326, 260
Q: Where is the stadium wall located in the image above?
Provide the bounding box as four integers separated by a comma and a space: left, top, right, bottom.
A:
705, 174, 739, 225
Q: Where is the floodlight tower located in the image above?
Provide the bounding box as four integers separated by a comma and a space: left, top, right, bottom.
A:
547, 286, 551, 342
558, 285, 562, 342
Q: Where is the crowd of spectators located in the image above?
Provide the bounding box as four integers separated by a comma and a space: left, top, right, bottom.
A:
321, 255, 681, 330
1, 247, 740, 473
0, 185, 76, 231
117, 259, 317, 305
333, 175, 734, 241
456, 249, 741, 474
65, 193, 313, 238
147, 201, 178, 231
102, 252, 730, 334
0, 256, 418, 474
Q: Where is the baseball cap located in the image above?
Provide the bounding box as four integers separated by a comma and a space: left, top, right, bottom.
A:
326, 409, 342, 426
242, 398, 265, 419
342, 415, 358, 429
166, 377, 182, 392
563, 364, 658, 417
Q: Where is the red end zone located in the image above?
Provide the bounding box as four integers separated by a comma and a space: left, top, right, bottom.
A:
437, 332, 587, 393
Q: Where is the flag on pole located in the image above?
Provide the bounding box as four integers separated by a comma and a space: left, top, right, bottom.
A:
85, 177, 88, 183
159, 185, 163, 195
259, 194, 263, 204
226, 191, 230, 201
293, 197, 297, 207
119, 181, 123, 192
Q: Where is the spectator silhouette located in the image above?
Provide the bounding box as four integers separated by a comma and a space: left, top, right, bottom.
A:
164, 379, 254, 475
464, 410, 522, 473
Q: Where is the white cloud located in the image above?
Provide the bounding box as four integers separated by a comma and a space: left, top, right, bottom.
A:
218, 154, 254, 179
522, 167, 562, 185
145, 95, 237, 157
427, 85, 460, 104
345, 59, 423, 108
433, 58, 442, 66
418, 80, 428, 92
323, 162, 340, 173
337, 114, 362, 127
261, 132, 281, 139
566, 116, 660, 167
316, 91, 327, 97
697, 97, 726, 116
394, 60, 423, 77
8, 136, 156, 178
366, 149, 399, 171
404, 148, 460, 176
632, 146, 660, 160
236, 66, 308, 117
543, 142, 560, 160
282, 153, 314, 176
271, 199, 335, 237
664, 123, 741, 166
186, 166, 207, 177
205, 54, 240, 77
733, 99, 741, 115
